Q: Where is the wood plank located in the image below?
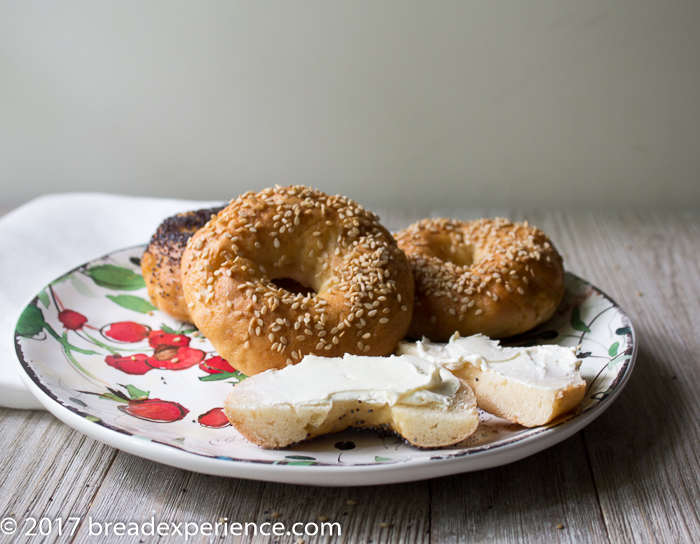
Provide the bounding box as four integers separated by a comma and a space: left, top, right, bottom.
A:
71, 451, 267, 544
0, 408, 117, 544
250, 480, 430, 544
73, 449, 430, 544
431, 433, 608, 543
546, 210, 700, 543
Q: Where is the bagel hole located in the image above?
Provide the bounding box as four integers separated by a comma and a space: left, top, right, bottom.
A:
439, 245, 476, 267
271, 277, 316, 296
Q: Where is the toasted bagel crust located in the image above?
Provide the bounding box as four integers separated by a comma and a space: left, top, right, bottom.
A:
181, 186, 414, 375
394, 218, 565, 341
141, 206, 224, 322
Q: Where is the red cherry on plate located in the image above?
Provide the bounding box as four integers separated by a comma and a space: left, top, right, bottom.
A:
148, 331, 191, 349
198, 407, 230, 428
103, 321, 150, 343
199, 356, 236, 374
147, 346, 204, 370
105, 354, 153, 375
58, 309, 88, 331
119, 399, 189, 423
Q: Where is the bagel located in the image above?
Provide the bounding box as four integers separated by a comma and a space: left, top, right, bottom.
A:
141, 206, 224, 322
398, 334, 585, 427
181, 186, 414, 376
394, 218, 565, 341
224, 354, 479, 449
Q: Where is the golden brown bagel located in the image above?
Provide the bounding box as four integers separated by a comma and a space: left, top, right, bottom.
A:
141, 206, 224, 322
181, 186, 414, 376
394, 218, 565, 341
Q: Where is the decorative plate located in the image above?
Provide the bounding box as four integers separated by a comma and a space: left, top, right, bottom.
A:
14, 246, 636, 486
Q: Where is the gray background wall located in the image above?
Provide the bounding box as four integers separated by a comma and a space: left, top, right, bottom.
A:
2, 1, 699, 210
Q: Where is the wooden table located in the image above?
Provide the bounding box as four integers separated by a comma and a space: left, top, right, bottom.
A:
1, 205, 699, 543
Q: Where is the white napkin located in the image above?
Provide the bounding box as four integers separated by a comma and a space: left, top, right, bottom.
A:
1, 193, 221, 410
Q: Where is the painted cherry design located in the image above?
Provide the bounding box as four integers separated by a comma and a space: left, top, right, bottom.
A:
102, 326, 205, 374
147, 345, 204, 371
105, 354, 153, 375
199, 356, 236, 374
58, 309, 88, 331
197, 407, 230, 428
148, 331, 190, 349
145, 330, 204, 370
93, 385, 189, 423
103, 321, 150, 343
50, 285, 88, 331
197, 355, 247, 383
119, 399, 189, 423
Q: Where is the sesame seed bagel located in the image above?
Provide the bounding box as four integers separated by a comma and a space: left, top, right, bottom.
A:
394, 218, 565, 341
181, 186, 414, 376
141, 206, 224, 322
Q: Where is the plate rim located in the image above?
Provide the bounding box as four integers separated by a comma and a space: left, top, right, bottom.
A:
13, 245, 638, 486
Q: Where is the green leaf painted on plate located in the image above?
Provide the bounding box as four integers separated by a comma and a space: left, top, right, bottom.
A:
84, 415, 100, 423
16, 304, 46, 337
570, 306, 591, 333
99, 392, 128, 403
374, 456, 393, 463
107, 294, 156, 314
86, 264, 145, 291
608, 342, 619, 357
71, 275, 99, 298
615, 326, 631, 336
125, 384, 149, 400
285, 461, 315, 466
199, 371, 247, 382
37, 289, 50, 309
607, 354, 631, 370
160, 324, 177, 334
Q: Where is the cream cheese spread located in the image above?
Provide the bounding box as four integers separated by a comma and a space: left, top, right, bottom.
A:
245, 353, 460, 408
398, 333, 582, 390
